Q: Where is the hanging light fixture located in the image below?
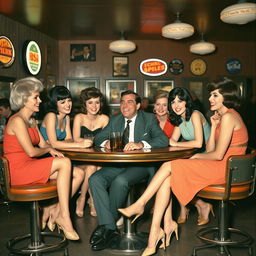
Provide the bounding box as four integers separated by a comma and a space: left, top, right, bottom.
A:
220, 1, 256, 24
162, 12, 194, 40
109, 31, 136, 54
190, 33, 216, 55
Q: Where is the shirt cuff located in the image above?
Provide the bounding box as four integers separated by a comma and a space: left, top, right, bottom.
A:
141, 140, 151, 149
100, 140, 108, 147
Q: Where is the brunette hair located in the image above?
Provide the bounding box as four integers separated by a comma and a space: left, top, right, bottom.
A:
121, 90, 141, 104
80, 87, 104, 114
168, 87, 194, 126
47, 86, 72, 114
207, 78, 240, 109
10, 77, 44, 111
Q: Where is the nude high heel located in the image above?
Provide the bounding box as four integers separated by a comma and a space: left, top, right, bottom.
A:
47, 215, 56, 232
56, 220, 80, 240
159, 221, 178, 248
177, 208, 190, 224
141, 228, 165, 256
197, 203, 215, 226
118, 205, 144, 224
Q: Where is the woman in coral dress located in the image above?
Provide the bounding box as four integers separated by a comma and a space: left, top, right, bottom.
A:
118, 79, 248, 256
4, 77, 84, 240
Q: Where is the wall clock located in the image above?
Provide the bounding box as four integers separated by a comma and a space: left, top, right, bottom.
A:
190, 58, 206, 76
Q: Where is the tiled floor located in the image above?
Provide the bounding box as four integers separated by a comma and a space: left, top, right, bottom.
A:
0, 195, 255, 256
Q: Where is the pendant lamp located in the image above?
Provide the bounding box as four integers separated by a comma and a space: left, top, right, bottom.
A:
109, 31, 136, 54
220, 1, 256, 24
190, 34, 216, 55
162, 12, 194, 40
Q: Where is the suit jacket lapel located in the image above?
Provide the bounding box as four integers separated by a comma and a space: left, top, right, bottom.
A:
134, 112, 144, 141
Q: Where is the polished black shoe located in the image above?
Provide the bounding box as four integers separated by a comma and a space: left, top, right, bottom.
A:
91, 229, 119, 251
89, 225, 106, 245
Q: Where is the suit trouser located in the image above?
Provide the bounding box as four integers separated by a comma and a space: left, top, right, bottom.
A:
89, 164, 155, 229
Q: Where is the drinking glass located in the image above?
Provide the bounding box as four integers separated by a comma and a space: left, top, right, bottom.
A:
109, 131, 122, 150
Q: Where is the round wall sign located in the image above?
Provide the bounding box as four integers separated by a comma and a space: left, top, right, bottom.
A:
190, 58, 206, 76
226, 58, 241, 74
169, 59, 184, 75
0, 36, 15, 67
22, 40, 41, 75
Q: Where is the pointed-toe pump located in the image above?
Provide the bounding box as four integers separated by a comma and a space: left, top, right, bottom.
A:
177, 208, 190, 224
141, 228, 165, 256
160, 221, 178, 249
56, 221, 80, 240
118, 207, 144, 224
47, 215, 56, 232
197, 203, 215, 226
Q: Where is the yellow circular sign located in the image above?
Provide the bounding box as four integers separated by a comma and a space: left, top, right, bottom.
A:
0, 36, 15, 67
190, 58, 206, 76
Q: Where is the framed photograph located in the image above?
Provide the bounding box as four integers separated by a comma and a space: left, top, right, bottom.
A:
65, 78, 99, 114
70, 44, 96, 62
106, 79, 136, 105
0, 80, 14, 99
144, 79, 175, 104
108, 106, 121, 116
113, 56, 128, 77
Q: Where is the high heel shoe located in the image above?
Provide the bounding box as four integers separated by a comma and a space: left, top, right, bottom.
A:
118, 206, 144, 224
47, 215, 56, 232
197, 203, 215, 226
177, 208, 190, 224
87, 198, 97, 217
56, 220, 80, 240
75, 196, 85, 218
159, 221, 178, 248
141, 228, 165, 256
41, 219, 47, 230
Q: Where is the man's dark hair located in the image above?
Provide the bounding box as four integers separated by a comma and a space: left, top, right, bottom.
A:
0, 98, 11, 108
121, 90, 141, 104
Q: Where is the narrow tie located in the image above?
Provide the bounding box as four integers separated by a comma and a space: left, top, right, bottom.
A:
122, 120, 132, 146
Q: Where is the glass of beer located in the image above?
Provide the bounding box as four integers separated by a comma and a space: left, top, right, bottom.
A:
110, 131, 122, 150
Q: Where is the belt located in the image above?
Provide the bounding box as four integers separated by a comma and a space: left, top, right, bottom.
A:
229, 143, 247, 148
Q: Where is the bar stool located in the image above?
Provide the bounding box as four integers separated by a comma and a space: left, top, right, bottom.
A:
192, 149, 256, 256
0, 156, 69, 256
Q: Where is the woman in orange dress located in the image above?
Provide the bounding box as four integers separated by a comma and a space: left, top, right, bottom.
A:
118, 79, 248, 256
4, 77, 84, 240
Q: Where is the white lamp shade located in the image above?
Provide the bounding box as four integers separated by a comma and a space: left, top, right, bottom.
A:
162, 22, 194, 39
109, 39, 136, 54
220, 2, 256, 24
190, 41, 216, 55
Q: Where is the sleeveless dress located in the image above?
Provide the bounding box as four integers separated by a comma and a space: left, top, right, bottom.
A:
40, 116, 66, 141
80, 126, 102, 138
4, 126, 53, 186
170, 109, 248, 206
179, 110, 210, 143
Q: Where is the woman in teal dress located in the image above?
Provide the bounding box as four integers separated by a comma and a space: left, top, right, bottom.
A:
166, 88, 211, 228
73, 87, 109, 217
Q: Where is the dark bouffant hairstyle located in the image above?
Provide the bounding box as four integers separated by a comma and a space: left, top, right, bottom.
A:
168, 87, 194, 126
207, 78, 240, 109
80, 87, 104, 114
121, 90, 141, 104
47, 86, 72, 114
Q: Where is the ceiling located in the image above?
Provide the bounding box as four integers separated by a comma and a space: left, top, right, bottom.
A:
1, 0, 256, 42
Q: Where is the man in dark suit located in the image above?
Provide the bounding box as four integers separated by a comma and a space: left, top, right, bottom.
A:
89, 90, 168, 251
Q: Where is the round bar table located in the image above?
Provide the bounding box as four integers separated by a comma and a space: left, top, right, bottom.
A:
61, 146, 197, 252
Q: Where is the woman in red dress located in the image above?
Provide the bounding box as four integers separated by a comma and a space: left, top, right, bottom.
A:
4, 77, 84, 240
119, 79, 248, 256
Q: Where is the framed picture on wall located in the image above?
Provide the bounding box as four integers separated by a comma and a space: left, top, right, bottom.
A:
70, 44, 96, 62
106, 79, 136, 105
65, 77, 99, 114
113, 56, 128, 77
144, 79, 175, 104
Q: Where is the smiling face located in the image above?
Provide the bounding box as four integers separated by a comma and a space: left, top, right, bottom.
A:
57, 98, 72, 115
85, 97, 101, 115
24, 91, 42, 112
170, 95, 186, 117
154, 97, 168, 117
209, 89, 224, 112
120, 93, 140, 119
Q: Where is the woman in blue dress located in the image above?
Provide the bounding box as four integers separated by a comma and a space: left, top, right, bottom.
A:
73, 87, 109, 217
